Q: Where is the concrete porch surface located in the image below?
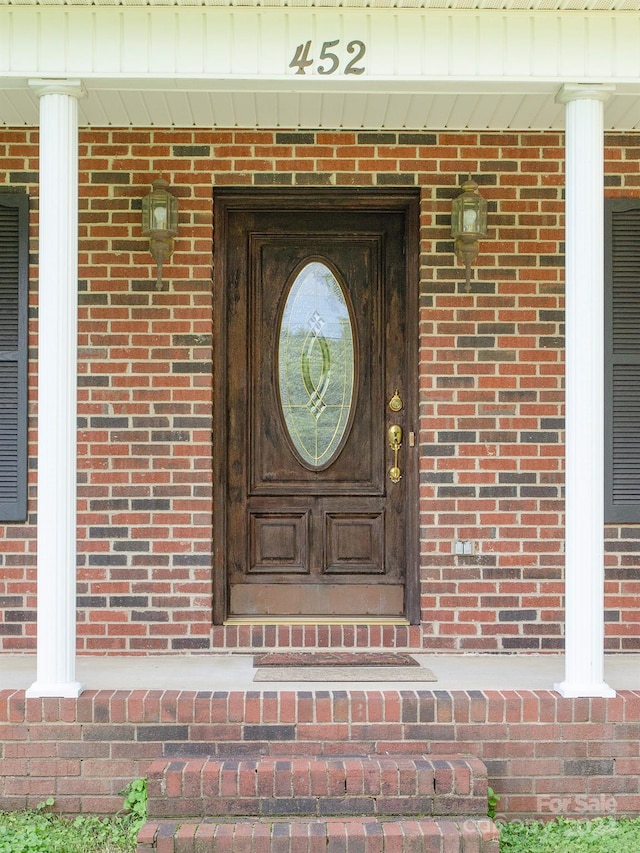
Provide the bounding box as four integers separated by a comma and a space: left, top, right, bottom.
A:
2, 653, 639, 692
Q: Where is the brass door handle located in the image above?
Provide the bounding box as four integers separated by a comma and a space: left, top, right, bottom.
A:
388, 424, 402, 483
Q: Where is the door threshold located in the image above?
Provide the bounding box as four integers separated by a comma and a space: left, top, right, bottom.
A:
224, 616, 411, 626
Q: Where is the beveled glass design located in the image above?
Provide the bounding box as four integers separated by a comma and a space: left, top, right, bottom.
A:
278, 261, 355, 468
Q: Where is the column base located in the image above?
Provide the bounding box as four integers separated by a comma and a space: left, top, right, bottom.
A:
25, 681, 84, 699
554, 680, 616, 698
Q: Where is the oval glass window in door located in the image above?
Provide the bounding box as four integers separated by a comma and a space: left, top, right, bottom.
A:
278, 260, 356, 469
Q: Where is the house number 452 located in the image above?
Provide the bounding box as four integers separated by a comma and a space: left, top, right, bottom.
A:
289, 40, 366, 75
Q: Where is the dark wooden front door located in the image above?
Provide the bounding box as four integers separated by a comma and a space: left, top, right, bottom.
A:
213, 189, 419, 623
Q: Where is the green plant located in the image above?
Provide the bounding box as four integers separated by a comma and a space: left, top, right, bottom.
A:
487, 786, 500, 820
499, 816, 640, 852
0, 798, 135, 852
119, 778, 147, 839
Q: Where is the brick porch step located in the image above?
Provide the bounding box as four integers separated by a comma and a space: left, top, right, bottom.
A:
137, 754, 499, 852
137, 816, 499, 852
145, 755, 489, 819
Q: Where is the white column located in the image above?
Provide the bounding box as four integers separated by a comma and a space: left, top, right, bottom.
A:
554, 84, 615, 699
26, 80, 85, 699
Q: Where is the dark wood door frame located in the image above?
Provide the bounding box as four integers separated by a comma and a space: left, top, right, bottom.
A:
212, 187, 420, 625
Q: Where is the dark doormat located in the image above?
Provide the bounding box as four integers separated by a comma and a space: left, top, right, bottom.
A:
252, 651, 437, 682
254, 652, 420, 667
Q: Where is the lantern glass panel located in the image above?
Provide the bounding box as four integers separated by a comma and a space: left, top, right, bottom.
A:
141, 194, 153, 235
167, 194, 178, 234
474, 195, 488, 236
153, 198, 168, 231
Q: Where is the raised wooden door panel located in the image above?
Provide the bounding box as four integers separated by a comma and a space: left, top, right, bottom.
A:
214, 189, 419, 622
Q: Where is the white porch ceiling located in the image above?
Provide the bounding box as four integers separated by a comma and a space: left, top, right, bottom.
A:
3, 81, 640, 129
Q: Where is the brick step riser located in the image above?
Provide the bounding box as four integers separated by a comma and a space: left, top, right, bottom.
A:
148, 794, 484, 820
147, 755, 487, 820
137, 817, 500, 853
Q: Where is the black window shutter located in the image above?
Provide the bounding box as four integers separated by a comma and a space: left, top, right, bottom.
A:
0, 193, 28, 522
605, 199, 640, 523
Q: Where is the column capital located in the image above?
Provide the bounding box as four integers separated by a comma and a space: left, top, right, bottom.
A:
555, 83, 615, 105
28, 79, 85, 100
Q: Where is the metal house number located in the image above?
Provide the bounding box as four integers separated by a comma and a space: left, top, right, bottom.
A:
289, 40, 366, 75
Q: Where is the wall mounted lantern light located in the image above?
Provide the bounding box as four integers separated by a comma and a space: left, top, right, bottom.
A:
451, 177, 488, 292
142, 177, 178, 290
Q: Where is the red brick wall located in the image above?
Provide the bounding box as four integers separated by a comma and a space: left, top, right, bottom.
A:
0, 128, 639, 654
1, 688, 639, 820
